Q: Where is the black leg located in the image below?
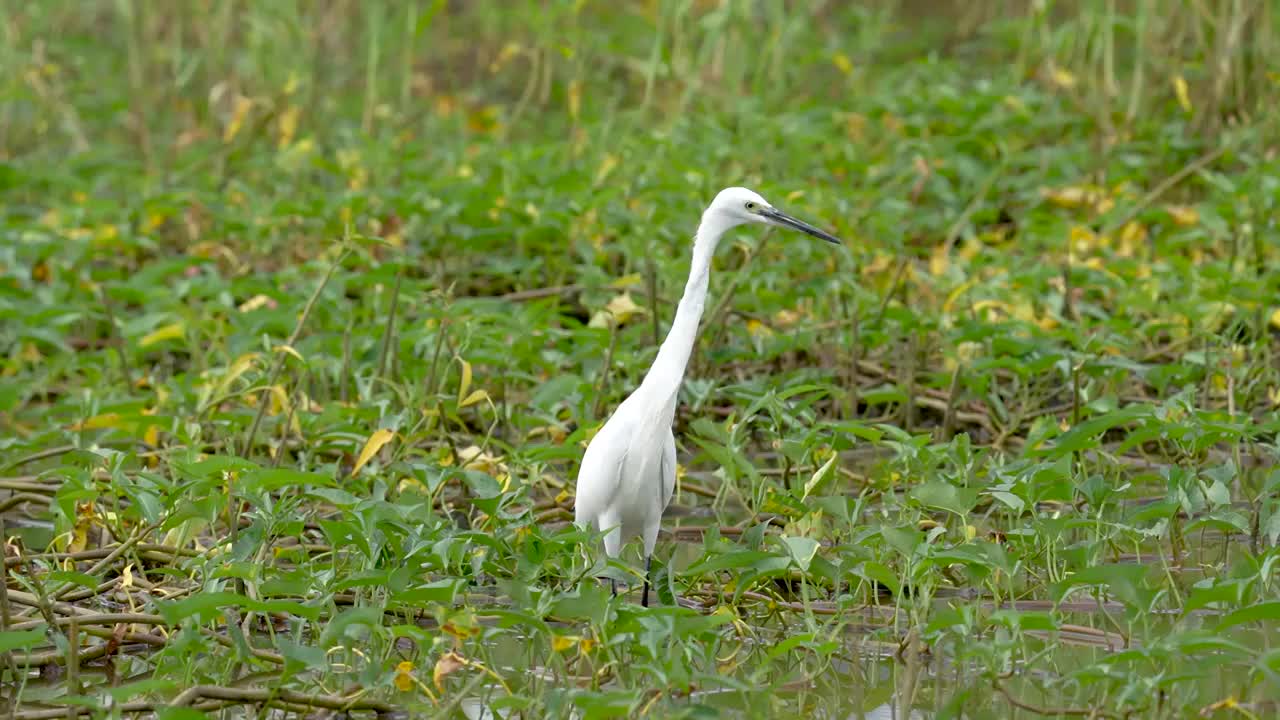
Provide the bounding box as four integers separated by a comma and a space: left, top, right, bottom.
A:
641, 555, 652, 607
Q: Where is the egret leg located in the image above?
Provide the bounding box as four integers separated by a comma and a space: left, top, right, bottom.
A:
641, 555, 652, 608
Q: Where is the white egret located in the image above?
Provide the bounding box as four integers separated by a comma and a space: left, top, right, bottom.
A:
574, 186, 841, 606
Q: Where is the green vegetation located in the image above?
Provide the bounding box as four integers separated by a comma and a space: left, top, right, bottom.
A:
2, 1, 1279, 717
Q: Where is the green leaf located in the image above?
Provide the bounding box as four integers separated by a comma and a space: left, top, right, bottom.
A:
241, 468, 335, 492
0, 627, 47, 653
392, 578, 463, 606
1038, 405, 1149, 457
777, 536, 820, 572
157, 591, 321, 625
1052, 563, 1150, 610
108, 678, 178, 702
910, 481, 978, 515
1216, 601, 1280, 631
320, 607, 386, 646
765, 632, 817, 660
48, 569, 101, 591
157, 708, 211, 720
278, 637, 327, 677
682, 549, 779, 576
881, 526, 923, 558
850, 561, 900, 594
801, 452, 839, 501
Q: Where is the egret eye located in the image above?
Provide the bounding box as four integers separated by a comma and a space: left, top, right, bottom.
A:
745, 201, 757, 211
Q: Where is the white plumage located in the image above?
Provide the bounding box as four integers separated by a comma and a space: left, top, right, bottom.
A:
573, 187, 841, 606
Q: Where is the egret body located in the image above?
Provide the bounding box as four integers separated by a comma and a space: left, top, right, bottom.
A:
573, 187, 841, 606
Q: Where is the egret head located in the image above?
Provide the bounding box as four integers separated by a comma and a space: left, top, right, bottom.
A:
705, 186, 841, 244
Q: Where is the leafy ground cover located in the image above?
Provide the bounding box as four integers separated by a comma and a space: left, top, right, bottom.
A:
2, 1, 1279, 718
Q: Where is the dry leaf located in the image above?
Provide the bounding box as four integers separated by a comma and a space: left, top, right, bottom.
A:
238, 294, 276, 312
457, 359, 473, 405
459, 389, 490, 408
223, 95, 253, 143
456, 445, 507, 476
351, 428, 396, 477
1165, 204, 1199, 227
589, 292, 646, 328
1173, 75, 1192, 113
433, 652, 466, 691
139, 322, 185, 348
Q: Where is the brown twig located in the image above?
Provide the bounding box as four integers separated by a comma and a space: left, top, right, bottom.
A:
169, 685, 393, 712
993, 679, 1123, 719
52, 521, 163, 601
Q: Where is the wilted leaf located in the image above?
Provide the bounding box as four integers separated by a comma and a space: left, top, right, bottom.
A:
351, 428, 396, 476
459, 389, 490, 408
801, 452, 838, 501
139, 322, 185, 348
589, 292, 646, 328
1173, 75, 1192, 112
457, 359, 473, 404
1165, 204, 1198, 226
433, 651, 466, 690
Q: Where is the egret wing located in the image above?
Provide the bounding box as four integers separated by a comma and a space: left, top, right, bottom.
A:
572, 422, 628, 527
660, 428, 676, 512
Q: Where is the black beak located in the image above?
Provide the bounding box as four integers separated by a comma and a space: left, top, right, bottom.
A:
759, 207, 842, 244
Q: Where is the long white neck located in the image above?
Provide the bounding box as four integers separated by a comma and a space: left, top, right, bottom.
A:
639, 211, 730, 414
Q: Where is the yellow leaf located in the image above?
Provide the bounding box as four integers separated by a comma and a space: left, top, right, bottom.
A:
460, 389, 490, 408
433, 651, 466, 691
1118, 221, 1147, 256
746, 319, 772, 338
929, 245, 949, 277
139, 322, 185, 348
608, 273, 643, 289
1173, 75, 1192, 113
1069, 225, 1101, 254
278, 105, 300, 149
1048, 64, 1077, 90
71, 413, 124, 431
588, 292, 646, 328
567, 79, 582, 121
267, 384, 291, 416
274, 344, 304, 363
68, 522, 89, 553
457, 445, 507, 476
457, 359, 473, 405
212, 353, 259, 400
238, 294, 274, 312
122, 563, 134, 588
1041, 185, 1102, 209
223, 95, 253, 143
1269, 308, 1280, 330
832, 52, 852, 76
594, 153, 619, 186
1166, 204, 1198, 227
351, 428, 396, 477
773, 309, 801, 327
394, 661, 415, 692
